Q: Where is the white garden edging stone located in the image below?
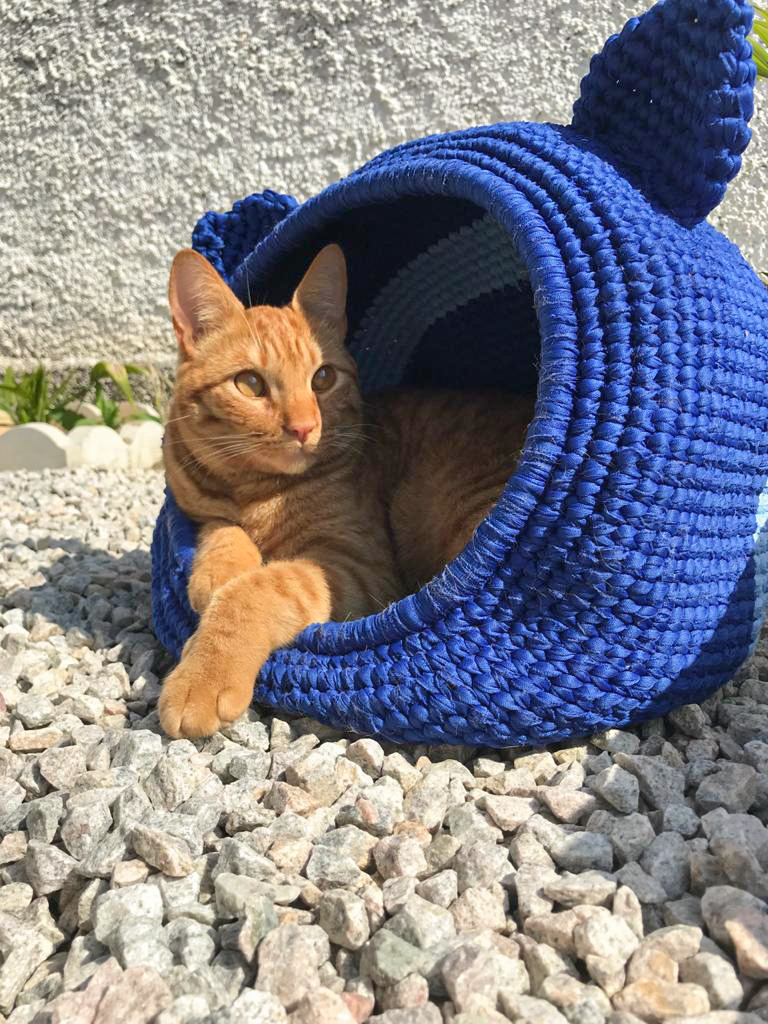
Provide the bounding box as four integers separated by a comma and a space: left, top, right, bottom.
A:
67, 424, 128, 470
120, 419, 164, 469
65, 400, 102, 421
0, 423, 69, 471
0, 420, 165, 471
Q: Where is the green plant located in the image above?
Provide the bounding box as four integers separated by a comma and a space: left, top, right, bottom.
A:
84, 361, 163, 429
754, 4, 768, 78
0, 365, 88, 429
0, 360, 165, 430
86, 388, 123, 430
136, 362, 172, 424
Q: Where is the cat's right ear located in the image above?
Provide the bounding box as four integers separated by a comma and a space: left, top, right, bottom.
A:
291, 244, 348, 332
169, 249, 244, 360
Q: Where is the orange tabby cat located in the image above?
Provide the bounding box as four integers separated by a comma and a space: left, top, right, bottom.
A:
158, 244, 533, 738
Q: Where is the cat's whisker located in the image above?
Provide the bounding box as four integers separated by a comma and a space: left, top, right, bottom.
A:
333, 421, 384, 433
163, 413, 196, 426
166, 431, 268, 450
328, 438, 367, 452
191, 444, 270, 462
177, 440, 268, 472
326, 426, 368, 437
177, 438, 271, 465
323, 432, 368, 447
232, 270, 268, 356
193, 433, 265, 444
163, 437, 254, 452
326, 425, 378, 440
236, 307, 264, 355
242, 276, 269, 351
218, 448, 269, 464
328, 432, 367, 446
190, 445, 252, 460
320, 440, 365, 458
365, 588, 389, 610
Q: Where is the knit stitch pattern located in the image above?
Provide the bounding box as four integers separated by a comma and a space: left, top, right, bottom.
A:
151, 0, 768, 746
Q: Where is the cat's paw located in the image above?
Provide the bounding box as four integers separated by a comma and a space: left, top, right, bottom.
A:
157, 660, 253, 739
188, 559, 261, 614
187, 566, 221, 614
187, 525, 262, 613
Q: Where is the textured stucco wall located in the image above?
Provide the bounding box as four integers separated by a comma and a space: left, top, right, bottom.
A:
2, 0, 766, 370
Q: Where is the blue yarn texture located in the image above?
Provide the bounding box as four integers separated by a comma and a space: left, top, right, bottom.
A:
152, 0, 768, 747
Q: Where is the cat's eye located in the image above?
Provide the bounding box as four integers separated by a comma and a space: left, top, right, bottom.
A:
234, 371, 266, 398
312, 365, 336, 392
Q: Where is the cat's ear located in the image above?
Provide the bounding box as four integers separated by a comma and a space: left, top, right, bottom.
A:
291, 244, 347, 331
169, 249, 244, 359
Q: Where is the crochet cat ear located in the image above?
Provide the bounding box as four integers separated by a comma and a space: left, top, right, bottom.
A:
192, 190, 298, 287
571, 0, 756, 223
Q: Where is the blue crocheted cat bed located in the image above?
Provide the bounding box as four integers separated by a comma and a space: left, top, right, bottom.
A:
152, 0, 768, 747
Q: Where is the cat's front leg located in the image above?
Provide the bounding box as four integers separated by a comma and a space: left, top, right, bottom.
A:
158, 559, 331, 738
187, 521, 263, 613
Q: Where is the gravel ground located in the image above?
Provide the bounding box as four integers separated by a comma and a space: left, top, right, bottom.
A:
1, 467, 768, 1024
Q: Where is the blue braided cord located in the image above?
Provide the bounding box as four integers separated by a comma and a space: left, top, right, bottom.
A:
150, 0, 768, 747
192, 190, 298, 284
151, 490, 198, 661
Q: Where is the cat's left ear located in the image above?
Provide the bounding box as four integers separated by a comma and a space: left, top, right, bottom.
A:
169, 249, 244, 360
292, 244, 347, 332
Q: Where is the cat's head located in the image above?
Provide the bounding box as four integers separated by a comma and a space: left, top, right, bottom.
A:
167, 244, 362, 477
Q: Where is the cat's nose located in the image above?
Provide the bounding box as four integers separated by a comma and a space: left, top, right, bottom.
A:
285, 423, 317, 445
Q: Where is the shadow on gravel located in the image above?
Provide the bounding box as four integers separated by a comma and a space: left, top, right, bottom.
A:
9, 538, 154, 637
5, 536, 174, 715
4, 536, 494, 761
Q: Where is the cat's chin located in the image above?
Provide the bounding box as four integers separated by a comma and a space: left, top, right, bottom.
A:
256, 447, 319, 477
277, 457, 315, 476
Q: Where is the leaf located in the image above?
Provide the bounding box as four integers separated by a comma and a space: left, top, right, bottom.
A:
30, 365, 49, 423
0, 364, 92, 425
754, 5, 768, 77
58, 408, 88, 431
89, 360, 120, 385
89, 361, 133, 403
92, 385, 121, 429
127, 410, 160, 423
50, 368, 86, 409
753, 39, 768, 77
124, 363, 150, 377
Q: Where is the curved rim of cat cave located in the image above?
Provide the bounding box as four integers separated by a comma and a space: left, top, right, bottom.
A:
231, 154, 578, 657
